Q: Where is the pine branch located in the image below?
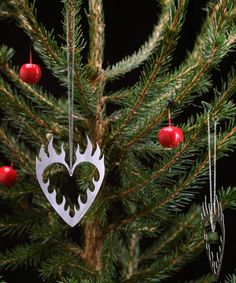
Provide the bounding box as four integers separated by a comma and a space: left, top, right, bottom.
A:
123, 233, 140, 280
103, 95, 236, 227
0, 1, 235, 282
0, 60, 87, 126
0, 127, 34, 172
87, 0, 105, 77
0, 79, 62, 136
114, 0, 236, 152
104, 0, 172, 81
107, 123, 235, 229
139, 207, 201, 263
191, 0, 236, 61
181, 274, 215, 283
139, 2, 236, 117
121, 63, 225, 152
57, 278, 78, 283
0, 214, 36, 237
0, 185, 35, 199
58, 276, 110, 283
8, 117, 45, 146
29, 220, 69, 243
101, 229, 118, 278
111, 60, 234, 171
39, 254, 96, 281
220, 187, 236, 210
0, 243, 48, 271
109, 0, 188, 146
0, 1, 17, 19
108, 136, 200, 204
123, 230, 204, 282
6, 0, 94, 115
65, 0, 95, 113
6, 0, 61, 66
104, 88, 133, 104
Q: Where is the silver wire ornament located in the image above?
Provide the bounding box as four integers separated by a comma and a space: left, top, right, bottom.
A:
201, 106, 225, 281
35, 2, 105, 227
201, 195, 225, 279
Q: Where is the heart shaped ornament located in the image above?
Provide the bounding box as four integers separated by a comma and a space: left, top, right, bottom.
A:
201, 195, 225, 281
36, 136, 105, 227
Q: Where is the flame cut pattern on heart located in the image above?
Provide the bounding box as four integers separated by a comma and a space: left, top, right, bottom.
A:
36, 136, 105, 227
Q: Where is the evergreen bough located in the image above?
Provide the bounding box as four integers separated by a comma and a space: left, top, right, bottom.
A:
0, 0, 236, 282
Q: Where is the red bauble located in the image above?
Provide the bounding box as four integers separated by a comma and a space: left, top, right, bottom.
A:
158, 126, 184, 148
19, 63, 41, 84
0, 166, 17, 186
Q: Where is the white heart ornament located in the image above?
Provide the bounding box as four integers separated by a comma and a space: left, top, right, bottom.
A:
36, 136, 105, 227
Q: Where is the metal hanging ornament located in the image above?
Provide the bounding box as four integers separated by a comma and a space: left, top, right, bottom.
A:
36, 3, 105, 227
201, 109, 225, 281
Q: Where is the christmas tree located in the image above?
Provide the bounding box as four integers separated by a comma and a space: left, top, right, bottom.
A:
0, 0, 236, 282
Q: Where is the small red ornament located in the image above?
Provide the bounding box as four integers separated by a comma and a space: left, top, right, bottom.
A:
19, 64, 41, 84
158, 126, 184, 148
19, 46, 41, 84
158, 109, 184, 148
0, 165, 17, 186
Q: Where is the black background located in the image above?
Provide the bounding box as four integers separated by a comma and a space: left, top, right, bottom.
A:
0, 0, 235, 282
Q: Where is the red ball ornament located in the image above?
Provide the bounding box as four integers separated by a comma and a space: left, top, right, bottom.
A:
0, 166, 17, 186
19, 63, 41, 84
158, 126, 184, 148
158, 108, 184, 148
19, 46, 41, 84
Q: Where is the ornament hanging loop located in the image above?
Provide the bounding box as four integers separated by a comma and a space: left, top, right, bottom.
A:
29, 43, 32, 64
66, 1, 76, 173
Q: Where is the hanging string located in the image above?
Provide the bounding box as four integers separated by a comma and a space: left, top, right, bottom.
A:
67, 2, 75, 176
213, 117, 217, 215
207, 111, 213, 214
207, 110, 217, 232
168, 108, 171, 127
29, 43, 32, 64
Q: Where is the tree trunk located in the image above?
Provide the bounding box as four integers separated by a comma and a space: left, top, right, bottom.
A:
81, 220, 104, 271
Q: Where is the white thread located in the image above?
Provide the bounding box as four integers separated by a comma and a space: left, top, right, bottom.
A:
67, 2, 75, 175
213, 117, 217, 215
207, 111, 217, 232
207, 112, 213, 215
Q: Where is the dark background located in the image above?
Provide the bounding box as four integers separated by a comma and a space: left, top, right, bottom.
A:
0, 0, 235, 282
